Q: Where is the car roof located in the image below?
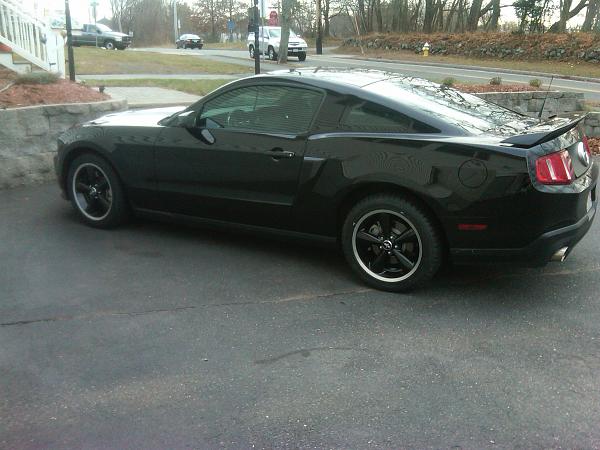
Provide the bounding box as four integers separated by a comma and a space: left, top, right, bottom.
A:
261, 67, 432, 89
247, 68, 521, 137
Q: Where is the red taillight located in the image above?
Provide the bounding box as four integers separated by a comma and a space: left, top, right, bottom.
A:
583, 135, 591, 157
535, 150, 574, 185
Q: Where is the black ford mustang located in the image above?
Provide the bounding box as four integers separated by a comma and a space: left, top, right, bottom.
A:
55, 69, 598, 291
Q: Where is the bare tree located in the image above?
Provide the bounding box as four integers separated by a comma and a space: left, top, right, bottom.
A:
278, 0, 292, 62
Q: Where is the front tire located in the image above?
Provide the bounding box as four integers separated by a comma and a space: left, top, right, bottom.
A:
249, 45, 255, 58
67, 154, 129, 228
298, 52, 306, 61
341, 194, 443, 292
268, 46, 277, 60
104, 40, 115, 50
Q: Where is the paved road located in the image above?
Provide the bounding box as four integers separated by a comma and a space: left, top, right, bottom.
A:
134, 46, 600, 101
2, 182, 600, 448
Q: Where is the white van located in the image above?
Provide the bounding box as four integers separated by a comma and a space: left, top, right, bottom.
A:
247, 26, 308, 61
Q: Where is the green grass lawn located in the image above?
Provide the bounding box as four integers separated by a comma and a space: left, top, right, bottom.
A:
73, 47, 251, 75
85, 78, 231, 96
335, 47, 600, 79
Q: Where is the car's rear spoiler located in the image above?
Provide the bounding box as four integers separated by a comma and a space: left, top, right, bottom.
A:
501, 115, 586, 148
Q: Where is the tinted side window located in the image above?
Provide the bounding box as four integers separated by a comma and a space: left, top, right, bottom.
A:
199, 86, 258, 128
253, 86, 322, 134
341, 101, 437, 133
200, 85, 322, 134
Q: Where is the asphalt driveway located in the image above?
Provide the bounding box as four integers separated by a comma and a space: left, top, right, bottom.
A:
1, 182, 600, 449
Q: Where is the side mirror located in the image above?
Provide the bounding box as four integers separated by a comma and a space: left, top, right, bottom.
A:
195, 117, 216, 144
200, 129, 215, 145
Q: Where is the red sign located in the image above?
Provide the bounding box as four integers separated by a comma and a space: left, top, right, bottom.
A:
268, 11, 278, 26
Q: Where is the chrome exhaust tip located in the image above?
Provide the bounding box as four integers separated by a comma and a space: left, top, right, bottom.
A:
551, 246, 569, 262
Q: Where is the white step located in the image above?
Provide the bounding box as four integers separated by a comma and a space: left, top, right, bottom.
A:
0, 52, 31, 73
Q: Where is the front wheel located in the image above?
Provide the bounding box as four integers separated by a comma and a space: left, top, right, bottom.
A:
341, 194, 443, 292
67, 154, 129, 228
268, 46, 277, 60
249, 45, 255, 59
104, 40, 115, 50
298, 52, 306, 61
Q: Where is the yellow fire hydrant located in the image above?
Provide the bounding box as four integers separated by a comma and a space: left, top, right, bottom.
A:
423, 42, 430, 57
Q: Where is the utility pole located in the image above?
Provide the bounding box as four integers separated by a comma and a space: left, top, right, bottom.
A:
91, 0, 98, 48
173, 0, 178, 43
315, 0, 323, 55
65, 0, 75, 81
249, 0, 260, 74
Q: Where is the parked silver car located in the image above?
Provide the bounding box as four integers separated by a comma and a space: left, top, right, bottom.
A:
247, 26, 307, 61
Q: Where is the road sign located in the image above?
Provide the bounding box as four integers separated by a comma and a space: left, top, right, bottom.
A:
227, 19, 235, 32
268, 10, 278, 26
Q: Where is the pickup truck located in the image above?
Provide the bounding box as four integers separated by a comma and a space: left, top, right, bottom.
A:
72, 24, 131, 50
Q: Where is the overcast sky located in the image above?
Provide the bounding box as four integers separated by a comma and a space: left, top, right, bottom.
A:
26, 0, 585, 29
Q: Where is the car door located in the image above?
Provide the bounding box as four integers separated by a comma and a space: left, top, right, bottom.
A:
154, 83, 324, 229
82, 25, 97, 45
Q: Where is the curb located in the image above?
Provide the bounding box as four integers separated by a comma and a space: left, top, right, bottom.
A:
332, 53, 600, 84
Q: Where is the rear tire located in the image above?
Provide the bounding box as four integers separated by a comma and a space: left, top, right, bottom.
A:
268, 46, 277, 60
67, 153, 129, 229
249, 45, 255, 58
341, 194, 443, 292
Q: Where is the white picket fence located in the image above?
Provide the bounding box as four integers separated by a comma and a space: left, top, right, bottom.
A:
0, 0, 65, 76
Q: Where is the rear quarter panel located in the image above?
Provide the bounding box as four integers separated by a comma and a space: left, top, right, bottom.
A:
295, 133, 535, 248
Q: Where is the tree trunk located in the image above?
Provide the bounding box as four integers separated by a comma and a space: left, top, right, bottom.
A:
466, 0, 483, 31
582, 0, 598, 30
375, 0, 383, 31
323, 0, 330, 36
488, 0, 500, 30
357, 0, 367, 33
423, 0, 435, 32
278, 0, 290, 63
548, 0, 587, 31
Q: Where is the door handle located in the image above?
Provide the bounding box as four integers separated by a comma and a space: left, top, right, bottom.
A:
267, 148, 295, 159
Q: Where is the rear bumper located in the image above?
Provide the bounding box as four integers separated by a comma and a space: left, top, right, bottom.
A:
451, 189, 597, 266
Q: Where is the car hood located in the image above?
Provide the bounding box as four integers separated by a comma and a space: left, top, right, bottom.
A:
105, 31, 130, 38
87, 106, 186, 127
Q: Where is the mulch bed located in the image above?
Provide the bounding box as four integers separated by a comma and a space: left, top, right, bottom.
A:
0, 71, 108, 109
587, 137, 600, 156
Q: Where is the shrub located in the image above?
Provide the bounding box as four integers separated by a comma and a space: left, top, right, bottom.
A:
441, 77, 456, 87
14, 72, 59, 85
529, 78, 543, 88
489, 76, 502, 85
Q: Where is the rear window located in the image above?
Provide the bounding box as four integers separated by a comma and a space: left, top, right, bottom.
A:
341, 100, 438, 133
365, 78, 523, 134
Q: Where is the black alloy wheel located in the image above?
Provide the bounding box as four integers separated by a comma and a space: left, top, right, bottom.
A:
342, 194, 443, 292
67, 154, 129, 228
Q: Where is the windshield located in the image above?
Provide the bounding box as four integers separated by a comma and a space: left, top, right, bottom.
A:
365, 77, 524, 134
268, 28, 298, 39
96, 23, 112, 32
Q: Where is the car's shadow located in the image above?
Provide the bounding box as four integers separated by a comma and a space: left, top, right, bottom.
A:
56, 202, 596, 312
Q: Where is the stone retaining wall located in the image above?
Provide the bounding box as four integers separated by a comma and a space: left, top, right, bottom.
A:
0, 99, 127, 189
473, 91, 586, 119
472, 91, 599, 136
